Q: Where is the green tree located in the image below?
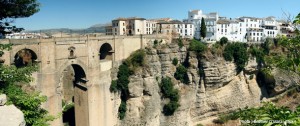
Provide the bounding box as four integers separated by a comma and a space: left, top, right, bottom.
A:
223, 43, 248, 72
266, 35, 300, 74
0, 0, 40, 35
189, 39, 207, 57
0, 45, 54, 126
218, 102, 300, 126
293, 12, 300, 24
220, 37, 228, 46
200, 17, 207, 40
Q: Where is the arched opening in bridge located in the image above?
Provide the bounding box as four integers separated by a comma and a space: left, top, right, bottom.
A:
99, 43, 113, 60
61, 64, 88, 126
14, 49, 37, 68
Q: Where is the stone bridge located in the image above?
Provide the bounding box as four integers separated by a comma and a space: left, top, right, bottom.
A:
0, 35, 168, 126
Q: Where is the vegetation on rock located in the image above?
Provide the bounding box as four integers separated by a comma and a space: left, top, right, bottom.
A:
216, 102, 300, 126
220, 37, 228, 46
189, 39, 207, 57
178, 37, 184, 48
172, 57, 178, 66
223, 42, 248, 72
174, 65, 189, 84
110, 49, 146, 120
160, 77, 180, 116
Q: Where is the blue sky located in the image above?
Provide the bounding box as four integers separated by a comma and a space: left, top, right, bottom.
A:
15, 0, 300, 30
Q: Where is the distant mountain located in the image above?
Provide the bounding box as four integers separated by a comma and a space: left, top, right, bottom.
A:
25, 23, 109, 35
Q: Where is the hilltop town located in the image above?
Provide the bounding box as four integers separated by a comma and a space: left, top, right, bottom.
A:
4, 10, 297, 43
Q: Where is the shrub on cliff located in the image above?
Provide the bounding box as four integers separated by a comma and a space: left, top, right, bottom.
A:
172, 58, 178, 66
223, 42, 248, 72
174, 65, 190, 84
160, 77, 180, 116
217, 102, 300, 125
125, 49, 146, 69
109, 49, 146, 120
189, 39, 207, 56
220, 37, 228, 46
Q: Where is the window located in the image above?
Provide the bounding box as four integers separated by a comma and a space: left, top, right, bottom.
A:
137, 29, 140, 32
225, 29, 227, 32
123, 23, 125, 26
185, 24, 187, 28
257, 33, 259, 36
190, 25, 192, 28
116, 23, 118, 26
250, 33, 252, 36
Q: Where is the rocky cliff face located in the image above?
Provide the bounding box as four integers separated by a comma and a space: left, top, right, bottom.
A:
0, 94, 26, 126
112, 42, 297, 126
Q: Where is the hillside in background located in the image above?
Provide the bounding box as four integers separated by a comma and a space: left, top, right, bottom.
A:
25, 23, 109, 35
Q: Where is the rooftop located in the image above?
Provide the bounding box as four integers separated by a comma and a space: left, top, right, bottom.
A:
112, 17, 146, 21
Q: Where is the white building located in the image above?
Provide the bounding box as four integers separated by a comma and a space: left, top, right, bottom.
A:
111, 17, 146, 35
215, 16, 282, 42
184, 10, 297, 42
184, 10, 218, 41
146, 20, 157, 34
216, 19, 241, 42
5, 32, 48, 39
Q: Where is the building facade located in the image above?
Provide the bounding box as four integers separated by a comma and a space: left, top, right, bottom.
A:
185, 10, 296, 42
157, 20, 194, 38
184, 10, 218, 41
111, 17, 146, 35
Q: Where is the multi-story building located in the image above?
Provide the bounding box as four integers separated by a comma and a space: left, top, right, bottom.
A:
277, 20, 294, 37
185, 10, 296, 42
105, 26, 113, 35
157, 20, 194, 38
184, 10, 218, 41
108, 17, 194, 38
146, 20, 157, 34
216, 19, 240, 42
111, 17, 146, 35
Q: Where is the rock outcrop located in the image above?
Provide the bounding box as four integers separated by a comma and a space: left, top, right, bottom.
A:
112, 41, 295, 126
0, 94, 26, 126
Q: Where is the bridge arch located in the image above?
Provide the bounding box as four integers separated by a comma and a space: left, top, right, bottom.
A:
13, 48, 38, 68
99, 43, 113, 60
57, 59, 89, 126
11, 45, 39, 60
